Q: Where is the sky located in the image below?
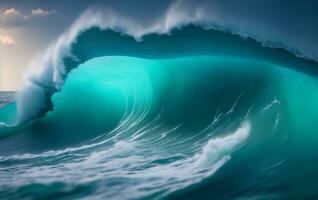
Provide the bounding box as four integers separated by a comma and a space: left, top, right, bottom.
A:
0, 0, 93, 91
0, 0, 318, 91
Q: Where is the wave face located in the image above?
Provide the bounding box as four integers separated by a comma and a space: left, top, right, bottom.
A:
1, 10, 318, 200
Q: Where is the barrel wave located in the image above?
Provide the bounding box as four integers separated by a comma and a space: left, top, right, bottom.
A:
1, 7, 318, 200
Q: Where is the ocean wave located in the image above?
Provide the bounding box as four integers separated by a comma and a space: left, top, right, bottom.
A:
15, 2, 318, 125
1, 3, 318, 199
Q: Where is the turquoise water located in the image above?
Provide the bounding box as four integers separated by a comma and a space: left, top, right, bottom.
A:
1, 26, 318, 200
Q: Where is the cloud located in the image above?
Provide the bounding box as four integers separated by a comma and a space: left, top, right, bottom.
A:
0, 8, 57, 28
31, 8, 57, 17
1, 8, 26, 27
3, 8, 22, 17
0, 33, 15, 45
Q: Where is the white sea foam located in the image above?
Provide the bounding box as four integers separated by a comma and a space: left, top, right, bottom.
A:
193, 121, 250, 168
0, 121, 251, 194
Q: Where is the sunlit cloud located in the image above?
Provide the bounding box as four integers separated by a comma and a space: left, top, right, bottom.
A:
0, 8, 57, 27
3, 8, 22, 17
0, 29, 15, 45
0, 33, 15, 45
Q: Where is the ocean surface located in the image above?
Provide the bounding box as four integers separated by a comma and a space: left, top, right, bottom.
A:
1, 16, 318, 200
0, 92, 15, 108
